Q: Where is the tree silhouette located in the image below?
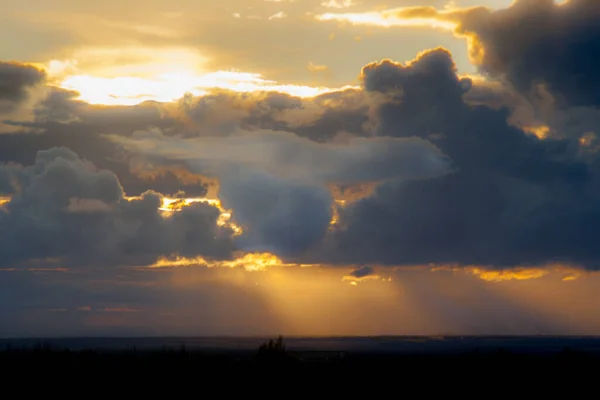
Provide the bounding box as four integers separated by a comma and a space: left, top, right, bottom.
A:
256, 335, 294, 364
258, 335, 285, 353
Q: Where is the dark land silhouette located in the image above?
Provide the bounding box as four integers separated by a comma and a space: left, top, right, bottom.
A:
3, 336, 600, 377
2, 336, 598, 396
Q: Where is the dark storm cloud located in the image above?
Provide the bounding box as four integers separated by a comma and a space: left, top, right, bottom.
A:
443, 0, 600, 158
457, 0, 600, 108
219, 167, 334, 257
0, 61, 45, 108
361, 50, 472, 95
0, 147, 234, 269
13, 49, 595, 271
113, 127, 451, 258
0, 82, 441, 261
318, 47, 600, 270
461, 77, 600, 148
366, 1, 600, 108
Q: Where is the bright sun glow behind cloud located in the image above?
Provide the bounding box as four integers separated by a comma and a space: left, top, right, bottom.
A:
53, 68, 357, 106
44, 45, 358, 106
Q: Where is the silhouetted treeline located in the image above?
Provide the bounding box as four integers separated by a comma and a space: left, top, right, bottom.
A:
1, 345, 598, 396
0, 338, 598, 395
2, 343, 600, 371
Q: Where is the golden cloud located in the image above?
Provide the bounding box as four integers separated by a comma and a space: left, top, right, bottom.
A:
147, 251, 315, 272
315, 5, 488, 64
431, 263, 591, 283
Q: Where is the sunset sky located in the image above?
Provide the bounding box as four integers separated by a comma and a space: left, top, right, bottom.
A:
2, 0, 600, 337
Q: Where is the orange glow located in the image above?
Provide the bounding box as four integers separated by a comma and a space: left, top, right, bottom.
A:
158, 196, 243, 235
466, 267, 549, 282
579, 132, 596, 148
554, 265, 587, 282
431, 264, 590, 283
250, 266, 405, 335
122, 195, 243, 235
315, 7, 487, 65
562, 274, 580, 281
316, 9, 458, 31
158, 195, 344, 235
148, 252, 313, 272
0, 196, 9, 211
431, 265, 550, 282
328, 199, 347, 230
44, 45, 359, 106
523, 125, 551, 139
55, 68, 358, 106
342, 274, 392, 285
329, 183, 377, 203
158, 196, 221, 211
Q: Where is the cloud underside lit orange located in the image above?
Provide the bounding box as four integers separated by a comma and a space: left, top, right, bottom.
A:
431, 265, 586, 282
0, 193, 590, 282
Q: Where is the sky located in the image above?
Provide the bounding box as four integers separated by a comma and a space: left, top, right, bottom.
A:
2, 0, 600, 337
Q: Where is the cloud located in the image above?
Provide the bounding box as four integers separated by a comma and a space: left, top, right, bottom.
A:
361, 48, 473, 95
319, 1, 600, 108
0, 86, 216, 197
2, 7, 600, 273
3, 45, 598, 272
456, 0, 600, 108
111, 128, 451, 257
0, 62, 46, 106
0, 147, 235, 269
114, 128, 451, 184
311, 47, 600, 270
65, 197, 113, 214
0, 61, 47, 132
0, 86, 371, 199
341, 265, 391, 286
5, 0, 600, 337
348, 265, 375, 278
217, 168, 333, 256
316, 5, 462, 31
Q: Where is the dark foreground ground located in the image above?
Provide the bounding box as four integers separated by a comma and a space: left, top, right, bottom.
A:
2, 345, 600, 395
